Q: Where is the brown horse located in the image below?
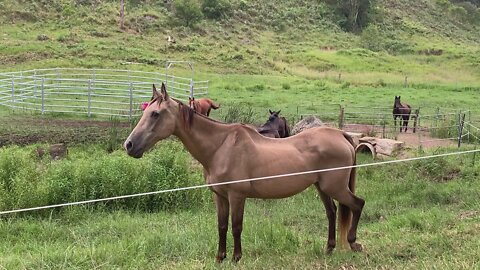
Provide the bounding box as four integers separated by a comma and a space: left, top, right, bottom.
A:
124, 84, 364, 262
257, 110, 290, 138
393, 96, 411, 132
188, 97, 220, 117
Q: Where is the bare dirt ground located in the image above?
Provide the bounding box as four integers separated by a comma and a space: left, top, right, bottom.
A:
342, 123, 457, 149
0, 116, 132, 146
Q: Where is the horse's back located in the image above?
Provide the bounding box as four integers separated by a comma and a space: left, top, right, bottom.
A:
233, 126, 355, 198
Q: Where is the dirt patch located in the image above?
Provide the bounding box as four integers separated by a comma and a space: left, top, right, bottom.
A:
342, 123, 457, 149
0, 116, 132, 146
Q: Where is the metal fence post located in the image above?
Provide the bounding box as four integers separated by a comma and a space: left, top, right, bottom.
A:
189, 79, 194, 98
41, 78, 45, 114
129, 82, 133, 120
468, 110, 471, 142
33, 70, 37, 98
11, 76, 15, 104
87, 79, 92, 117
382, 113, 386, 138
418, 115, 422, 151
55, 68, 60, 93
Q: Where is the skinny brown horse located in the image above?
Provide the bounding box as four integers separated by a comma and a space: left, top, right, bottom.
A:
124, 83, 364, 262
393, 96, 411, 132
257, 110, 290, 138
188, 97, 220, 117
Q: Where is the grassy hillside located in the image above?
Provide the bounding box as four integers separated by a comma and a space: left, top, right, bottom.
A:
0, 0, 479, 84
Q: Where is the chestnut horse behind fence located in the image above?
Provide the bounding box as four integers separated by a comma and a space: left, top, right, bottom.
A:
393, 95, 411, 132
188, 97, 220, 117
257, 110, 290, 138
124, 83, 364, 262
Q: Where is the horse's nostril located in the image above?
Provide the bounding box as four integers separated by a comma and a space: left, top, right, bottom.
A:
125, 141, 133, 151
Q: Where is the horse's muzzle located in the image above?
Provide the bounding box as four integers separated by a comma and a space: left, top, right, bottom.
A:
124, 140, 144, 158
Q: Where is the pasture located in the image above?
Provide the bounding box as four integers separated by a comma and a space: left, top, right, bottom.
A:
1, 0, 480, 268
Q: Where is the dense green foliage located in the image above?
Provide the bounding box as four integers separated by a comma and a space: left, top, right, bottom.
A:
0, 141, 208, 214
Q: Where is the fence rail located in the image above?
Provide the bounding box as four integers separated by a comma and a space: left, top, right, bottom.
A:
0, 68, 208, 118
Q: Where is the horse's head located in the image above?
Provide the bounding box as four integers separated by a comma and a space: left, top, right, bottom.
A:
394, 96, 401, 107
268, 109, 281, 122
124, 83, 178, 158
188, 97, 195, 109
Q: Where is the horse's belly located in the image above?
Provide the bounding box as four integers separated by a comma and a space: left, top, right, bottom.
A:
247, 175, 316, 199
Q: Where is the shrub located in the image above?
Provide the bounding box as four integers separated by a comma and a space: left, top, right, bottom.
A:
174, 0, 204, 27
222, 105, 256, 124
202, 0, 231, 20
0, 142, 209, 215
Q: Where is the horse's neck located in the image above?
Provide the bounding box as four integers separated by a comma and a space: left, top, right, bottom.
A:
173, 112, 230, 167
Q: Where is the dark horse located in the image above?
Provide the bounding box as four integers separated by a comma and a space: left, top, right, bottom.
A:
393, 96, 411, 132
257, 110, 290, 138
125, 84, 364, 262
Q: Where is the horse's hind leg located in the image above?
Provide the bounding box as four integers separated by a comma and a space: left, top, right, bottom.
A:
314, 183, 337, 254
335, 190, 365, 251
214, 193, 230, 262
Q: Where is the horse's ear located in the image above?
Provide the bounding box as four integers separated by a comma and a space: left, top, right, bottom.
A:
277, 110, 281, 115
152, 84, 161, 101
269, 109, 273, 114
160, 82, 169, 99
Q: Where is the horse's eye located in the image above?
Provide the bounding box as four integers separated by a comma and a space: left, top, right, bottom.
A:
151, 111, 160, 118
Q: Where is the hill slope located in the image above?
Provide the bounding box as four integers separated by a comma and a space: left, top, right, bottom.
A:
0, 0, 479, 87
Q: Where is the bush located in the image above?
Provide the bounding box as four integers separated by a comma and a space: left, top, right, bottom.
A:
221, 105, 256, 124
0, 142, 208, 215
202, 0, 231, 19
174, 0, 204, 27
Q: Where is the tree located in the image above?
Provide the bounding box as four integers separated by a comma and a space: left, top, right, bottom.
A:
174, 0, 204, 27
327, 0, 374, 33
119, 0, 125, 30
202, 0, 231, 20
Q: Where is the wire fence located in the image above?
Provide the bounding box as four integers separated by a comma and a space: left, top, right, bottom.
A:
0, 68, 209, 119
1, 147, 479, 216
291, 104, 479, 147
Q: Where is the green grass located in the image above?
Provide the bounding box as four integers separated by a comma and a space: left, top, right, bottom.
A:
1, 0, 480, 268
0, 151, 479, 269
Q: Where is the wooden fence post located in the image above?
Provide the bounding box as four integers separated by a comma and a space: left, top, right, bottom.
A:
413, 108, 419, 133
457, 113, 465, 148
338, 105, 344, 130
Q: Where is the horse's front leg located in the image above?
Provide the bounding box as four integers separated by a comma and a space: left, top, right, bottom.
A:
214, 193, 230, 263
229, 194, 246, 262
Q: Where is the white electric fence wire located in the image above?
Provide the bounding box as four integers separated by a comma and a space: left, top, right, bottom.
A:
0, 149, 479, 216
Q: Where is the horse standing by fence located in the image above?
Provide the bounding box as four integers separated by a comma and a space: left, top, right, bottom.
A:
257, 110, 290, 138
393, 96, 412, 132
124, 84, 364, 262
189, 97, 220, 117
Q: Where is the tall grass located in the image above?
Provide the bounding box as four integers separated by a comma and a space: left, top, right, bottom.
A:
0, 141, 209, 215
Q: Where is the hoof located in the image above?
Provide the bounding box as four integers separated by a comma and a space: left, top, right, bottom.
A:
232, 253, 242, 263
350, 242, 363, 252
326, 245, 335, 255
215, 253, 226, 263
